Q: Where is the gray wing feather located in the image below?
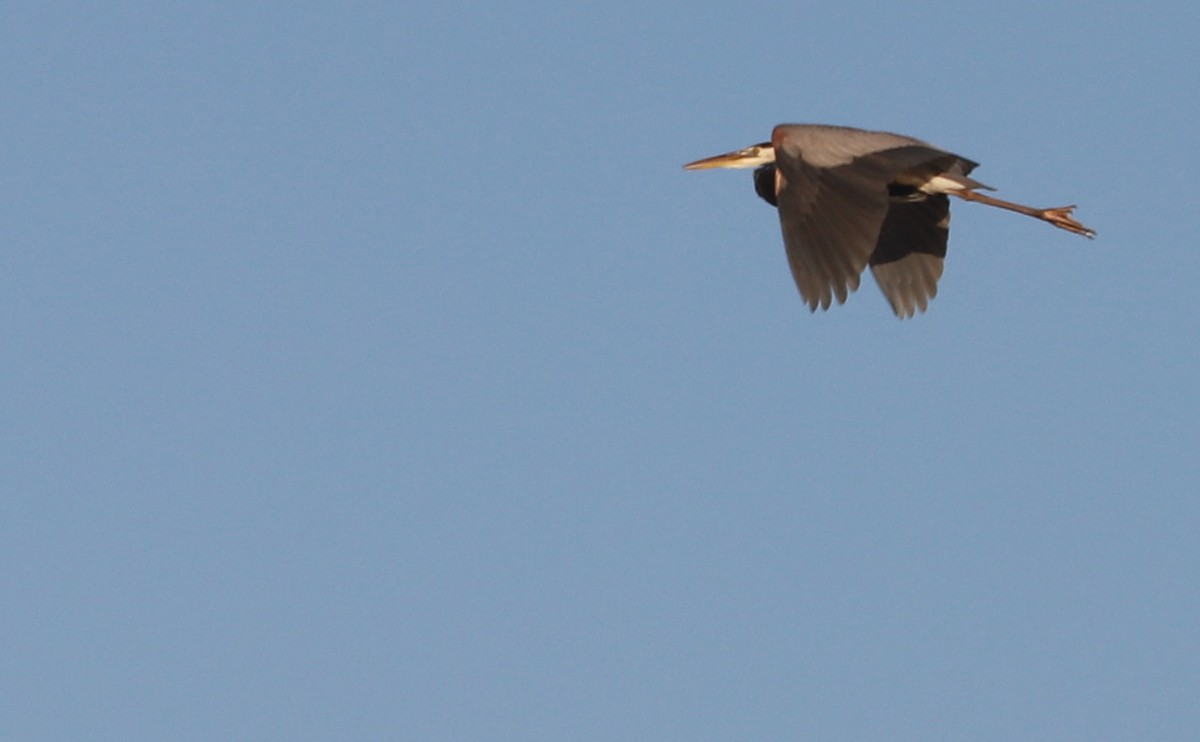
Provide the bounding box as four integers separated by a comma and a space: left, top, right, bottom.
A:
773, 136, 957, 312
777, 161, 886, 310
870, 195, 951, 318
772, 124, 932, 168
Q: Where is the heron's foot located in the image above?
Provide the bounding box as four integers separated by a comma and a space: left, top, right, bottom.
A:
1040, 206, 1096, 239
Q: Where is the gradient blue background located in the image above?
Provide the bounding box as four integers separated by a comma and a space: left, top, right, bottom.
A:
3, 2, 1198, 739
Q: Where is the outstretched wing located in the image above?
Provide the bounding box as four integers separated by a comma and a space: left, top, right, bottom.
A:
771, 124, 959, 312
869, 195, 951, 318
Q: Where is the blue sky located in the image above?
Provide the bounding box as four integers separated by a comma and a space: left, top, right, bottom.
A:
3, 2, 1198, 739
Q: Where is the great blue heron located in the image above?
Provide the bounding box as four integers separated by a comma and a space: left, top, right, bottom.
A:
685, 124, 1094, 318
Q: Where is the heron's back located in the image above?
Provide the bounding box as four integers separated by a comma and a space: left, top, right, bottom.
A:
771, 124, 937, 169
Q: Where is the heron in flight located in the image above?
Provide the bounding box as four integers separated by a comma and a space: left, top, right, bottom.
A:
685, 124, 1095, 317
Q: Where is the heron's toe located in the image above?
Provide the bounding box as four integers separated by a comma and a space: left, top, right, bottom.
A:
1041, 206, 1096, 239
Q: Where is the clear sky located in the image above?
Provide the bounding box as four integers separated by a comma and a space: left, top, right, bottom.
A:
3, 2, 1198, 740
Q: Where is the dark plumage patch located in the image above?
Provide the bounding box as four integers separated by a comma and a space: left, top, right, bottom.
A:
869, 195, 951, 318
871, 196, 950, 266
753, 165, 778, 207
886, 183, 922, 201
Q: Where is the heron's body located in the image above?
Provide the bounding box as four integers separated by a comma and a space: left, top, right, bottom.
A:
685, 124, 1094, 318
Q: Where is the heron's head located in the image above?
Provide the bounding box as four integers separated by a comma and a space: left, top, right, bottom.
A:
683, 143, 776, 171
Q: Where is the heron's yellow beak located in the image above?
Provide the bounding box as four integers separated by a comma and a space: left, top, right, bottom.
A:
683, 144, 775, 170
